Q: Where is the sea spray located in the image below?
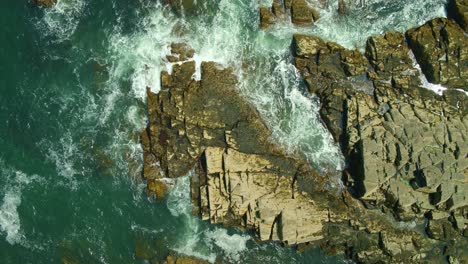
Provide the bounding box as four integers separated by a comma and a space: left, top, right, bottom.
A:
166, 173, 250, 263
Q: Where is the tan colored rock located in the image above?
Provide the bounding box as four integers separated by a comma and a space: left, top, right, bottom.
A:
147, 179, 168, 199
200, 147, 328, 244
260, 7, 276, 29
291, 0, 317, 25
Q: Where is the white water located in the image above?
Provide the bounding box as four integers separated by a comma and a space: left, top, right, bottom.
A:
28, 0, 453, 262
166, 174, 250, 263
0, 162, 42, 245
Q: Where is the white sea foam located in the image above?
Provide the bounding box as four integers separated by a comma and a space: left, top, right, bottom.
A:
166, 173, 251, 263
408, 50, 468, 96
39, 0, 86, 41
262, 0, 448, 51
0, 190, 22, 245
204, 228, 250, 262
0, 163, 42, 245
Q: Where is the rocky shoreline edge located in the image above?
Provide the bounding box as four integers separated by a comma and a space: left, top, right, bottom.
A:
139, 1, 468, 263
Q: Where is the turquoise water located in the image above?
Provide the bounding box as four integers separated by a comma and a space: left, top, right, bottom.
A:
0, 0, 447, 263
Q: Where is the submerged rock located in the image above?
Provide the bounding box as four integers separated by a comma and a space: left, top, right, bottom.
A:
33, 0, 56, 7
337, 0, 348, 15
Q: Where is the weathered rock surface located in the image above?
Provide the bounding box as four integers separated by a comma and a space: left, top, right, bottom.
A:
142, 39, 467, 263
141, 56, 332, 244
407, 18, 468, 89
140, 14, 468, 264
33, 0, 56, 7
292, 17, 467, 263
259, 0, 320, 28
448, 0, 468, 31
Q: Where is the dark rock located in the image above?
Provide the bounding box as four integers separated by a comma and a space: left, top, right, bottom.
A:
448, 0, 468, 31
259, 0, 320, 28
166, 43, 195, 63
407, 18, 468, 89
338, 0, 348, 15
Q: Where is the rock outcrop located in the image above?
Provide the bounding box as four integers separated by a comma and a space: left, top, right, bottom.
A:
260, 0, 320, 28
141, 33, 467, 261
292, 17, 467, 263
141, 57, 333, 245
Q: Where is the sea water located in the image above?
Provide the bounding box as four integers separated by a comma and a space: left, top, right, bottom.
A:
0, 0, 447, 263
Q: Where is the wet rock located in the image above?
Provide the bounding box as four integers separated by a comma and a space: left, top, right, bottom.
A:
165, 255, 209, 264
337, 0, 348, 15
166, 43, 195, 63
407, 18, 468, 89
33, 0, 56, 7
260, 7, 276, 29
259, 0, 320, 28
147, 179, 168, 199
448, 0, 468, 31
291, 0, 319, 25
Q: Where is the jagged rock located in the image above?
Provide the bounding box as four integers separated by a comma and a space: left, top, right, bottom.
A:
365, 32, 421, 89
291, 0, 319, 25
260, 7, 276, 29
142, 56, 333, 245
141, 32, 468, 261
199, 147, 328, 244
259, 0, 320, 28
166, 43, 195, 63
147, 179, 168, 199
292, 24, 468, 262
448, 0, 468, 31
407, 18, 468, 89
33, 0, 56, 7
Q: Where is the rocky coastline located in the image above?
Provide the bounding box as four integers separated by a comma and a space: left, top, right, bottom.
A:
139, 1, 467, 263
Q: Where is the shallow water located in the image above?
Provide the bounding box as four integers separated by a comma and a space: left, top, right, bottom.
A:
0, 0, 447, 263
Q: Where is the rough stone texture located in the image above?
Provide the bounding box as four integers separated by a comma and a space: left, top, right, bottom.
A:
260, 7, 276, 29
141, 14, 468, 263
448, 0, 468, 31
166, 43, 195, 63
291, 17, 468, 263
198, 147, 328, 244
33, 0, 56, 7
407, 18, 468, 90
142, 57, 332, 245
259, 0, 320, 28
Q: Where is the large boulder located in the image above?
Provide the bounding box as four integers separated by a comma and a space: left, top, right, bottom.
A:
259, 0, 320, 28
407, 18, 468, 90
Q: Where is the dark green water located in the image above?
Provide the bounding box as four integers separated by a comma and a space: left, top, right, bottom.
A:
0, 0, 447, 263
